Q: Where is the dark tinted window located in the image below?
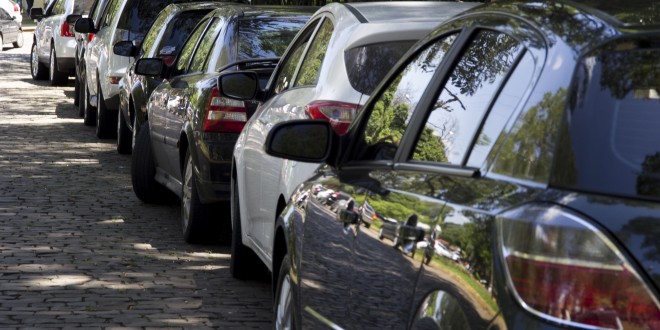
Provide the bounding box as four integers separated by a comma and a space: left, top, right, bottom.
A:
237, 17, 308, 60
356, 34, 458, 161
189, 17, 223, 73
294, 18, 333, 87
117, 0, 175, 38
155, 10, 209, 64
174, 18, 208, 75
73, 0, 94, 14
411, 31, 523, 164
0, 8, 10, 19
554, 45, 660, 200
273, 19, 318, 94
345, 41, 415, 95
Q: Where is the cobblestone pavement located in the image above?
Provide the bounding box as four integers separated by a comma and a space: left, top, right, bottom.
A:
0, 32, 272, 328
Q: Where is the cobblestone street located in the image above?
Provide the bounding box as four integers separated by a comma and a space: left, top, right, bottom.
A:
0, 32, 271, 328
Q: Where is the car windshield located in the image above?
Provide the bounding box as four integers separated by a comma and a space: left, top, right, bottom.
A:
555, 42, 660, 201
344, 41, 415, 95
237, 17, 308, 60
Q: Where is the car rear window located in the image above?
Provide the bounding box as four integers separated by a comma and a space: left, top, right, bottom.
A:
344, 41, 415, 95
237, 17, 308, 60
156, 10, 210, 59
117, 0, 175, 39
554, 42, 660, 201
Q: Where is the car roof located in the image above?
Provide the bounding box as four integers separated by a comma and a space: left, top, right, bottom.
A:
207, 4, 317, 19
346, 1, 479, 23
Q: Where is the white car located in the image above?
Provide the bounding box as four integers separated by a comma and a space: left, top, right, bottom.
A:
29, 0, 90, 85
224, 1, 478, 279
0, 0, 21, 26
76, 0, 177, 139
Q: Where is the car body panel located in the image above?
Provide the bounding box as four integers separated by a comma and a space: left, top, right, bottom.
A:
0, 7, 21, 46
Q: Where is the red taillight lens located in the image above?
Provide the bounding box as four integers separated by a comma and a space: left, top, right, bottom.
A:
498, 205, 660, 329
305, 100, 358, 135
202, 87, 247, 133
60, 21, 75, 37
88, 33, 95, 42
13, 3, 19, 12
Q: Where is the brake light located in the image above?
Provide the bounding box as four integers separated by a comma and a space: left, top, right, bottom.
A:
305, 100, 358, 135
202, 87, 247, 133
13, 3, 19, 12
60, 21, 75, 37
498, 204, 660, 329
88, 33, 95, 42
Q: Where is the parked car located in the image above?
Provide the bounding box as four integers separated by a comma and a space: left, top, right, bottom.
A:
113, 2, 223, 154
358, 199, 378, 228
29, 0, 93, 85
223, 1, 478, 281
0, 0, 21, 27
74, 0, 181, 138
72, 0, 110, 112
130, 5, 314, 243
0, 7, 22, 50
259, 1, 660, 328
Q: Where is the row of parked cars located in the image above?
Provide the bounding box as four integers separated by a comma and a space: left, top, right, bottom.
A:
26, 0, 660, 328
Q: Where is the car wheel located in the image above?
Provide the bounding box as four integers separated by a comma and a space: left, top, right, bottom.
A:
364, 222, 371, 229
131, 121, 175, 204
274, 256, 295, 330
117, 107, 132, 154
12, 32, 23, 48
131, 114, 139, 151
30, 42, 47, 80
73, 75, 80, 107
378, 228, 384, 240
230, 176, 263, 279
49, 47, 68, 86
96, 81, 116, 139
0, 34, 3, 52
393, 236, 400, 248
181, 149, 218, 243
82, 79, 96, 125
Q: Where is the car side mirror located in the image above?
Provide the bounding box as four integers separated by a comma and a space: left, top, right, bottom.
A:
265, 120, 333, 162
74, 17, 96, 34
218, 72, 259, 100
66, 14, 82, 25
134, 58, 165, 77
113, 40, 137, 57
30, 8, 43, 20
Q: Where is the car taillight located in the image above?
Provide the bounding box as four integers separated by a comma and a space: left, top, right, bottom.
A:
305, 100, 358, 135
202, 87, 247, 133
497, 204, 660, 329
13, 3, 19, 12
60, 21, 75, 37
88, 33, 95, 42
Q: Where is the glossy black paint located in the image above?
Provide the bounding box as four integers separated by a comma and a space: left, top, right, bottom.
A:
266, 1, 660, 329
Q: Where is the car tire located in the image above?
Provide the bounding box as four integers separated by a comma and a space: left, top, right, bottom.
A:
117, 107, 132, 154
96, 81, 116, 139
73, 76, 80, 107
131, 121, 175, 204
0, 34, 3, 52
12, 32, 23, 48
181, 149, 221, 244
30, 42, 47, 80
274, 256, 295, 330
378, 228, 384, 240
131, 114, 139, 151
82, 79, 96, 125
393, 236, 400, 249
364, 222, 371, 229
230, 176, 263, 279
49, 47, 68, 86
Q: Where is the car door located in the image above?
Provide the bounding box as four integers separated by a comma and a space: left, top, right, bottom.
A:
35, 0, 56, 59
149, 16, 215, 180
242, 16, 333, 254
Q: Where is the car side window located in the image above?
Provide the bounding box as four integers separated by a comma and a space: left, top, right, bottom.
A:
100, 0, 122, 28
272, 18, 320, 95
52, 0, 66, 15
173, 18, 210, 76
140, 8, 169, 56
293, 18, 333, 87
189, 17, 223, 74
410, 30, 524, 165
355, 33, 459, 161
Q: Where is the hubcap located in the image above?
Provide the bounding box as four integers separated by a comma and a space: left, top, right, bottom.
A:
182, 155, 193, 233
275, 272, 293, 330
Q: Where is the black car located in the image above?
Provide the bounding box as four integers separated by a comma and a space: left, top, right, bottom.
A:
113, 1, 224, 154
230, 0, 660, 328
0, 7, 22, 51
130, 5, 314, 243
